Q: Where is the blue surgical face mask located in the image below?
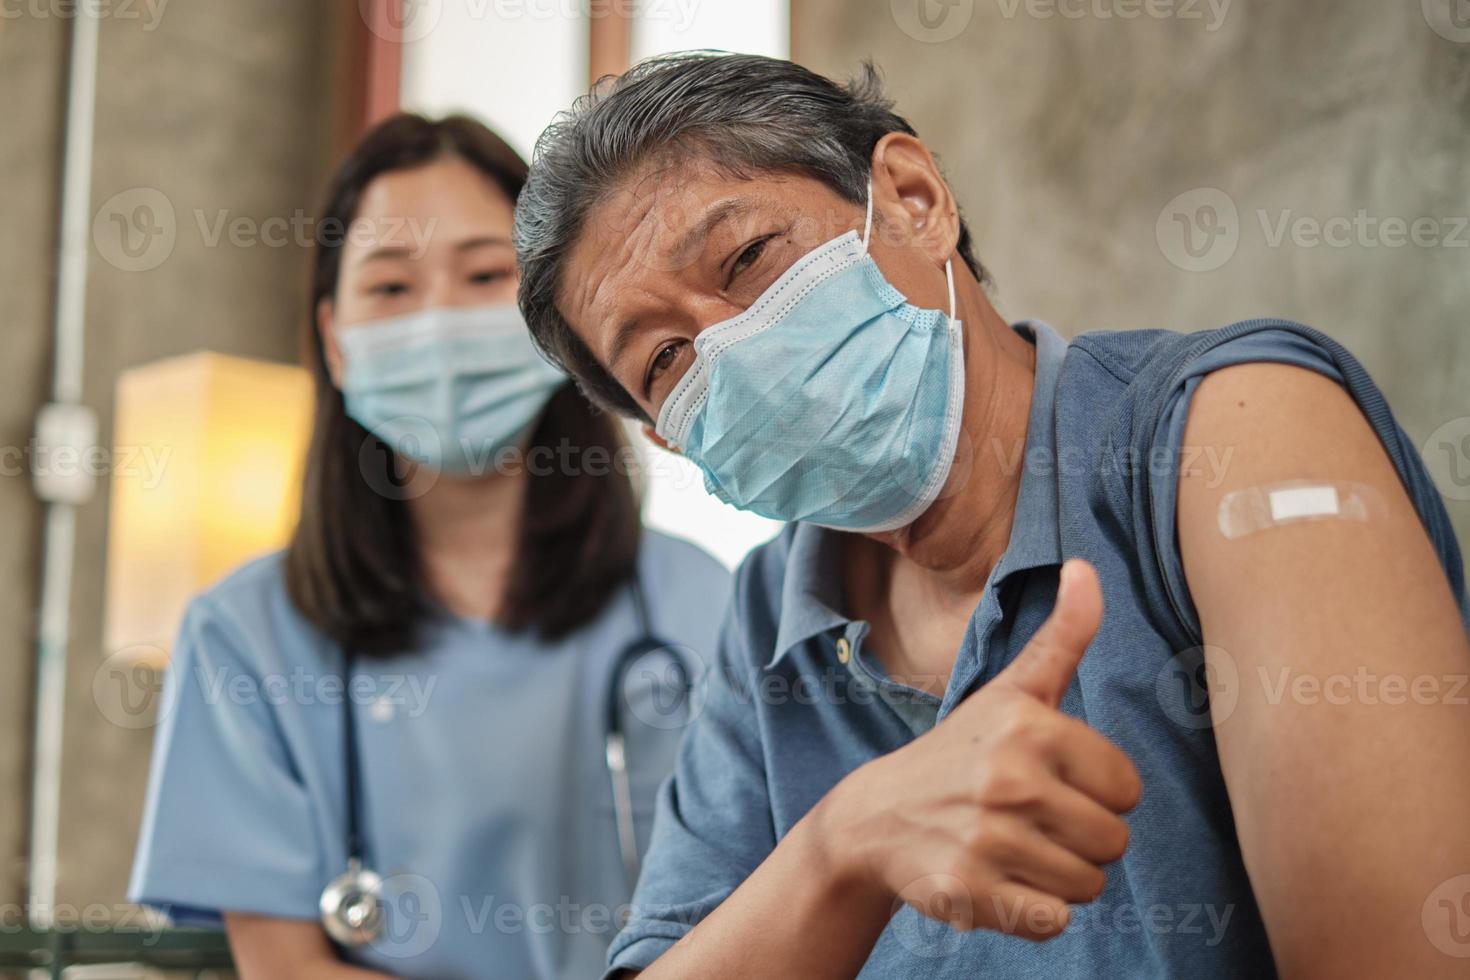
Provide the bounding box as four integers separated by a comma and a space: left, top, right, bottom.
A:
654, 185, 965, 532
337, 303, 566, 475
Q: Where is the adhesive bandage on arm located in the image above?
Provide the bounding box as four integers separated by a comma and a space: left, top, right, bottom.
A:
1217, 480, 1386, 540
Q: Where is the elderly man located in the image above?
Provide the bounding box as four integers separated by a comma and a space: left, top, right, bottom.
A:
513, 53, 1470, 979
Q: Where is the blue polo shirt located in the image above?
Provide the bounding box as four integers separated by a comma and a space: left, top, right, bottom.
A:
607, 319, 1469, 979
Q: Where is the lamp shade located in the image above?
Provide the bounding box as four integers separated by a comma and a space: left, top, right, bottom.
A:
103, 351, 313, 661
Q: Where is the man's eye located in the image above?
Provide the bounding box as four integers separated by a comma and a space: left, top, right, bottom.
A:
644, 341, 684, 395
651, 342, 680, 376
470, 269, 510, 285
730, 237, 770, 279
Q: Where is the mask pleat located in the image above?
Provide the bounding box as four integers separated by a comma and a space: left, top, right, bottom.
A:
338, 304, 566, 474
662, 226, 964, 530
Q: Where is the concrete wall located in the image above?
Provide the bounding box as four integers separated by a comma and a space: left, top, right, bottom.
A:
793, 0, 1470, 545
1, 0, 347, 927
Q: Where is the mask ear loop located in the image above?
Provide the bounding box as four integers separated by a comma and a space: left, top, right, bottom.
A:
861, 181, 875, 252
945, 257, 957, 324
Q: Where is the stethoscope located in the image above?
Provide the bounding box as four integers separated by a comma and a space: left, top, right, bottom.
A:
320, 579, 684, 947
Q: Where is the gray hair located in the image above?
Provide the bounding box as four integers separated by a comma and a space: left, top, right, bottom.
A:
513, 51, 986, 421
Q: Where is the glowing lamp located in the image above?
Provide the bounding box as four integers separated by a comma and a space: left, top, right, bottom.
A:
103, 352, 312, 662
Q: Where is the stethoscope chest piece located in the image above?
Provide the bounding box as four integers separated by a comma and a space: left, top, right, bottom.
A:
320, 857, 384, 946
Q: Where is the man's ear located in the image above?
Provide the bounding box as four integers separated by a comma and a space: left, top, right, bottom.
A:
317, 297, 345, 385
868, 132, 960, 267
641, 423, 680, 454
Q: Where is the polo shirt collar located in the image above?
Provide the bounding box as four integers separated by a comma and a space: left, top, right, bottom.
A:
769, 521, 849, 667
992, 319, 1066, 579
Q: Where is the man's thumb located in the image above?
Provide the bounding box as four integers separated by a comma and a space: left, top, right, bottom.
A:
998, 559, 1103, 706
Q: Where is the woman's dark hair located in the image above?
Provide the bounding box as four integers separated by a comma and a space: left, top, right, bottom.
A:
286, 113, 641, 654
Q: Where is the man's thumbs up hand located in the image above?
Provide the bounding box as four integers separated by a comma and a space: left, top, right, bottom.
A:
822, 560, 1141, 942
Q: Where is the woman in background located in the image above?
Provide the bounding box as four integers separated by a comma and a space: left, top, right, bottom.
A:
129, 114, 731, 979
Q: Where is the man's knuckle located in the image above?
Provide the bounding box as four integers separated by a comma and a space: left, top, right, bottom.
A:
969, 822, 1019, 864
974, 763, 1017, 804
1011, 708, 1064, 754
975, 761, 1040, 808
938, 852, 981, 887
994, 700, 1044, 744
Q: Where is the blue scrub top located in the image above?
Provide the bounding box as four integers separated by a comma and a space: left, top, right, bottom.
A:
130, 529, 732, 979
606, 320, 1469, 979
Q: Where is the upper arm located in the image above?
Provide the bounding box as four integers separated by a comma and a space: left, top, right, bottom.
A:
1176, 362, 1470, 978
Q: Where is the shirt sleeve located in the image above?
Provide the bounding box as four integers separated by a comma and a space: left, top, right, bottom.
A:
1145, 327, 1469, 639
128, 592, 325, 924
603, 607, 775, 978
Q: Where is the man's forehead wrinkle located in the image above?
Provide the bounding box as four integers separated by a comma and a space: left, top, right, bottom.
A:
558, 188, 656, 332
590, 221, 674, 367
560, 200, 666, 366
558, 163, 811, 360
627, 176, 703, 266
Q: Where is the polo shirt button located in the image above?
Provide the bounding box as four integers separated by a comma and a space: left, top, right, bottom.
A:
835, 637, 852, 664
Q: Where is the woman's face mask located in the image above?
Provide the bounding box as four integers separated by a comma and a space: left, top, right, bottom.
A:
652, 184, 966, 532
322, 157, 566, 476
336, 303, 566, 476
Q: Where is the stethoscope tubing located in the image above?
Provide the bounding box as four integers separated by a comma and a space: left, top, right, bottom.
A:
324, 577, 685, 946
